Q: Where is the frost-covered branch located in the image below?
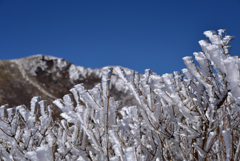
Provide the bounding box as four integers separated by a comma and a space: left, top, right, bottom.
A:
1, 29, 240, 161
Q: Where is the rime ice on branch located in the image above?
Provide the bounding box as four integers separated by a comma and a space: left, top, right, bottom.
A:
0, 29, 240, 161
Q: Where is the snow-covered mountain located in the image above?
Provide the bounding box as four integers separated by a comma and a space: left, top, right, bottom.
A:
0, 55, 135, 117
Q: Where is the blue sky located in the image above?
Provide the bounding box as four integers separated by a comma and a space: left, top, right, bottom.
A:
0, 0, 240, 75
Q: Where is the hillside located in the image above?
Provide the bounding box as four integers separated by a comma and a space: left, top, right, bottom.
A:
0, 55, 135, 116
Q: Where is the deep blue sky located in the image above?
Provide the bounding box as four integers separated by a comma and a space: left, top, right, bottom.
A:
1, 0, 240, 75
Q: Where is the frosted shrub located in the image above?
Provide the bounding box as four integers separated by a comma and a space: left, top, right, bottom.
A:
1, 29, 240, 161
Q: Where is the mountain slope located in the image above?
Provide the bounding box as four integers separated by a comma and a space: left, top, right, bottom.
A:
0, 55, 134, 117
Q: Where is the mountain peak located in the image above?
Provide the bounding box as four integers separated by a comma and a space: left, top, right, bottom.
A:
0, 55, 133, 118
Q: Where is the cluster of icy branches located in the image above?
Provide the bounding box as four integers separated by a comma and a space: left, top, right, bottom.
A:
1, 29, 240, 161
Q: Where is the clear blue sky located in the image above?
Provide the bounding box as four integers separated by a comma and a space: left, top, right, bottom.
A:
1, 0, 240, 75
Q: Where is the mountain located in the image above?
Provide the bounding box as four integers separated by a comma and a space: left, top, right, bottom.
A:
0, 55, 134, 118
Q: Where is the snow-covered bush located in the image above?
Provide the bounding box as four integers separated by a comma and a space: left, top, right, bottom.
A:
1, 29, 240, 161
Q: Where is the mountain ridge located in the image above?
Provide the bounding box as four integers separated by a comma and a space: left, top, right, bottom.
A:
0, 55, 135, 118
